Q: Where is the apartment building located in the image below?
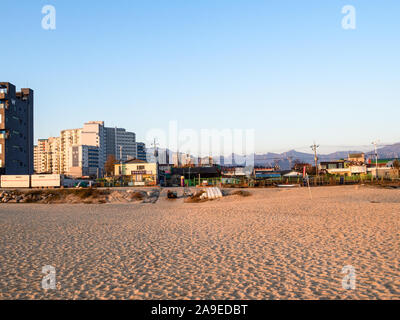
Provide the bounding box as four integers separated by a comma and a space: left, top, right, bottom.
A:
136, 142, 147, 162
60, 128, 82, 174
48, 137, 61, 174
0, 82, 34, 175
172, 153, 195, 167
35, 121, 145, 178
34, 145, 39, 173
33, 137, 61, 174
67, 144, 100, 178
34, 139, 51, 173
82, 121, 106, 170
104, 126, 136, 162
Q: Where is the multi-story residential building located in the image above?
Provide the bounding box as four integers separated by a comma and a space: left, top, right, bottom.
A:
34, 137, 62, 174
60, 128, 82, 174
34, 139, 52, 173
48, 137, 61, 174
34, 145, 39, 173
104, 126, 136, 162
0, 82, 34, 175
35, 121, 144, 178
67, 144, 100, 178
136, 142, 147, 162
81, 121, 106, 173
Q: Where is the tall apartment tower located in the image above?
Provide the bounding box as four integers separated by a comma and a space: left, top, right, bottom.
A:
34, 139, 52, 173
104, 127, 136, 162
60, 128, 82, 174
48, 137, 61, 174
0, 82, 34, 175
136, 142, 147, 162
81, 121, 106, 171
33, 137, 61, 174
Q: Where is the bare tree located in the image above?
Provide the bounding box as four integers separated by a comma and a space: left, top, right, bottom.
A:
105, 155, 117, 177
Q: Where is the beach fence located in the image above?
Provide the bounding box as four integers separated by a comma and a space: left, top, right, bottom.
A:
98, 172, 399, 188
220, 174, 399, 188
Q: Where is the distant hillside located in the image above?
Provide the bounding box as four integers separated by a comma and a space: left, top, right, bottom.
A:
372, 143, 400, 159
146, 142, 400, 168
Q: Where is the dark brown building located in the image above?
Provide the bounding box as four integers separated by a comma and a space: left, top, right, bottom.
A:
0, 82, 34, 175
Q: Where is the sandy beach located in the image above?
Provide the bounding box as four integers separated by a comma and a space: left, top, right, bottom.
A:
0, 185, 398, 300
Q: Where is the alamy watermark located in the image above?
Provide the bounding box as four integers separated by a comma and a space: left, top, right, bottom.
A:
40, 5, 356, 31
42, 5, 56, 30
342, 5, 356, 30
41, 265, 57, 290
145, 121, 255, 168
341, 265, 356, 290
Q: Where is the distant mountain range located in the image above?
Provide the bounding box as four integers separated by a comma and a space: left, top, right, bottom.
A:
147, 143, 400, 169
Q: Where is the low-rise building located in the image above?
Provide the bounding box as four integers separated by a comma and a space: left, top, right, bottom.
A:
319, 160, 346, 170
348, 153, 365, 164
222, 167, 246, 177
368, 167, 399, 179
115, 159, 158, 186
320, 156, 368, 176
253, 167, 280, 179
367, 158, 399, 168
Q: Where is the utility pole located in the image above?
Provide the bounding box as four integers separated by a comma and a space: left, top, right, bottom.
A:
119, 145, 123, 162
152, 138, 159, 164
151, 138, 160, 185
118, 145, 123, 175
310, 142, 319, 177
372, 140, 379, 180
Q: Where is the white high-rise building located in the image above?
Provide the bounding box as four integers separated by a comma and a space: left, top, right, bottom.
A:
60, 128, 82, 174
81, 121, 106, 172
34, 137, 62, 174
35, 121, 143, 177
49, 137, 61, 174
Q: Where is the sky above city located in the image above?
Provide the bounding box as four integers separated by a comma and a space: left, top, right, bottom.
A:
1, 0, 399, 154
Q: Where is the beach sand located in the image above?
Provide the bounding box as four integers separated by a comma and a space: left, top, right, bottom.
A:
0, 185, 398, 300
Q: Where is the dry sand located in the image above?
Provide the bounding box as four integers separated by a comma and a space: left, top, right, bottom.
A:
0, 186, 398, 300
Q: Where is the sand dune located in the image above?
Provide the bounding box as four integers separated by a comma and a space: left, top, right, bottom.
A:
0, 186, 398, 299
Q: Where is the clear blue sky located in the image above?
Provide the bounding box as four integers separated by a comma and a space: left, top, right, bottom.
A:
2, 0, 399, 153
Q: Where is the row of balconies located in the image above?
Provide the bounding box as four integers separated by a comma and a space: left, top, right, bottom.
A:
0, 88, 7, 100
0, 101, 9, 109
0, 130, 10, 139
